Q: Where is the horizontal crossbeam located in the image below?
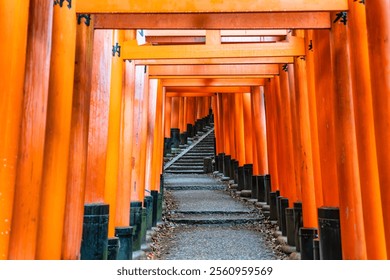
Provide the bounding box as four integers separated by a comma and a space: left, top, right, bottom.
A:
94, 13, 331, 29
77, 0, 348, 13
122, 37, 305, 60
166, 87, 251, 93
161, 78, 266, 87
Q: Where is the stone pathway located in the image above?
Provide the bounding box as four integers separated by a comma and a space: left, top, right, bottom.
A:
149, 126, 288, 260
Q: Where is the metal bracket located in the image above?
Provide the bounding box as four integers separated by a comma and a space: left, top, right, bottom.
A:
282, 64, 288, 72
354, 0, 365, 4
333, 12, 347, 25
112, 43, 121, 57
54, 0, 72, 9
308, 40, 313, 51
77, 14, 91, 26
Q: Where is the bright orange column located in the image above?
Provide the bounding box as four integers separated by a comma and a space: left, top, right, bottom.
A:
8, 0, 54, 259
116, 31, 136, 226
171, 96, 180, 130
303, 29, 323, 212
216, 93, 225, 155
365, 0, 390, 257
348, 0, 386, 259
104, 29, 125, 237
178, 96, 185, 132
294, 47, 321, 228
264, 79, 280, 189
330, 13, 367, 259
0, 0, 29, 260
150, 80, 165, 191
164, 96, 172, 138
221, 94, 231, 156
85, 29, 112, 203
227, 94, 237, 160
242, 93, 253, 164
278, 66, 296, 205
185, 97, 196, 127
251, 86, 268, 175
62, 17, 94, 260
145, 78, 158, 192
234, 93, 246, 166
273, 76, 285, 192
312, 30, 339, 207
36, 2, 77, 259
212, 95, 222, 154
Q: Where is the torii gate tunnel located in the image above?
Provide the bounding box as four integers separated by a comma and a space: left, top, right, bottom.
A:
0, 0, 389, 260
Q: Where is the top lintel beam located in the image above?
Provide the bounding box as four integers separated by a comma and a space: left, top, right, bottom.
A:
77, 0, 348, 13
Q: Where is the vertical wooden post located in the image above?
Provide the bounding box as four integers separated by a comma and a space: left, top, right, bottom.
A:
348, 1, 387, 259
9, 0, 54, 259
330, 12, 367, 259
164, 96, 172, 138
278, 66, 296, 204
251, 87, 268, 175
365, 0, 390, 256
221, 94, 231, 156
264, 79, 280, 189
303, 29, 323, 212
62, 14, 95, 260
36, 2, 77, 259
0, 0, 29, 260
186, 97, 196, 128
104, 29, 125, 238
312, 29, 339, 207
234, 93, 246, 166
116, 31, 136, 227
145, 79, 158, 192
171, 96, 180, 130
178, 97, 185, 132
85, 29, 112, 203
242, 93, 253, 164
293, 31, 321, 227
216, 93, 225, 155
227, 94, 237, 160
212, 95, 222, 155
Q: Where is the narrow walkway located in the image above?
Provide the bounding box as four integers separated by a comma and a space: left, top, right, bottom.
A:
150, 127, 288, 260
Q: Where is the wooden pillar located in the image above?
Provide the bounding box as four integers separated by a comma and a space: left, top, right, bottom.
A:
293, 32, 321, 227
278, 66, 296, 204
150, 80, 165, 191
251, 86, 268, 175
186, 97, 196, 126
178, 97, 185, 132
365, 0, 390, 257
303, 29, 323, 213
215, 93, 225, 154
62, 14, 95, 260
145, 79, 158, 192
242, 93, 253, 164
9, 0, 54, 259
330, 12, 367, 259
104, 29, 125, 238
312, 30, 339, 207
139, 67, 149, 201
264, 79, 280, 189
85, 29, 112, 203
221, 94, 231, 156
164, 96, 172, 138
348, 1, 387, 259
227, 94, 237, 160
234, 93, 246, 166
116, 31, 136, 227
171, 97, 180, 130
0, 0, 29, 260
130, 65, 148, 202
212, 95, 222, 154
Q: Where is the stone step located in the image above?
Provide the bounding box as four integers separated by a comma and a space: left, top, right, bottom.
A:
165, 169, 205, 174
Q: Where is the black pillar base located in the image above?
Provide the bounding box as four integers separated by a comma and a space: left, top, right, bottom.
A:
130, 201, 143, 251
285, 208, 295, 246
170, 128, 180, 148
151, 191, 158, 227
115, 226, 133, 260
293, 202, 303, 252
318, 207, 342, 260
144, 196, 153, 230
80, 203, 109, 260
243, 164, 253, 190
107, 237, 119, 260
299, 227, 318, 260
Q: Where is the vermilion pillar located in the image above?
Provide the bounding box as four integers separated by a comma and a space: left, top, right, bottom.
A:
294, 40, 321, 228
312, 29, 339, 207
116, 31, 136, 226
227, 94, 237, 160
104, 30, 125, 237
62, 17, 94, 260
216, 93, 225, 155
330, 12, 367, 259
0, 0, 29, 260
365, 0, 390, 257
85, 29, 112, 203
264, 79, 280, 189
233, 93, 245, 166
171, 96, 180, 130
9, 0, 54, 259
242, 93, 253, 164
36, 2, 77, 259
164, 96, 172, 138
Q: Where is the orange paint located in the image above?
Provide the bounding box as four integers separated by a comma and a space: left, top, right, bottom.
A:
0, 0, 29, 260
